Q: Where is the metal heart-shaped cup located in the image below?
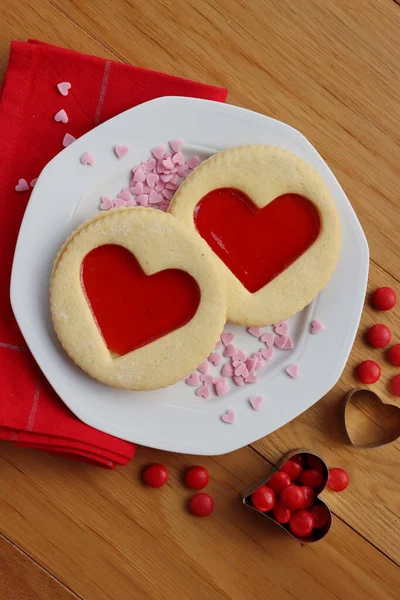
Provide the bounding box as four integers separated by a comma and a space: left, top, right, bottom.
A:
242, 449, 332, 543
343, 388, 400, 449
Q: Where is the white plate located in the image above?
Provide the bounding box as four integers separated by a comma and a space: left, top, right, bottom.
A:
11, 97, 369, 455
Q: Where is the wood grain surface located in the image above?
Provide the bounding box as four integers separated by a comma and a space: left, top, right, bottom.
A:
1, 0, 399, 598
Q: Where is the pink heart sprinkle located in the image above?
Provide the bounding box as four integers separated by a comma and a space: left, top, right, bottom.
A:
196, 385, 210, 400
80, 152, 94, 166
311, 320, 325, 334
200, 374, 214, 386
57, 81, 71, 96
232, 360, 243, 368
30, 178, 38, 188
152, 146, 165, 160
131, 164, 142, 173
114, 145, 129, 159
255, 359, 265, 370
186, 372, 200, 386
133, 168, 145, 182
143, 158, 156, 171
249, 396, 263, 411
169, 138, 183, 153
143, 186, 152, 194
155, 181, 166, 192
117, 188, 132, 202
100, 196, 113, 210
236, 349, 245, 363
54, 109, 68, 123
156, 161, 164, 174
261, 347, 275, 361
252, 352, 262, 360
245, 358, 257, 373
187, 156, 200, 170
209, 352, 222, 366
216, 380, 229, 397
130, 182, 144, 195
136, 194, 149, 207
172, 151, 184, 165
149, 190, 162, 204
233, 375, 245, 386
245, 373, 259, 383
176, 164, 189, 177
169, 174, 179, 184
221, 409, 236, 424
275, 321, 289, 336
221, 333, 234, 346
261, 332, 274, 347
197, 360, 210, 374
162, 189, 174, 201
161, 173, 174, 183
286, 364, 300, 378
283, 336, 294, 350
62, 133, 76, 147
162, 157, 174, 170
214, 376, 225, 385
125, 198, 137, 207
146, 173, 159, 188
166, 182, 179, 191
114, 198, 126, 208
158, 201, 169, 212
235, 363, 249, 378
15, 178, 29, 192
221, 363, 234, 377
223, 344, 236, 358
274, 335, 288, 349
248, 327, 262, 338
215, 340, 222, 349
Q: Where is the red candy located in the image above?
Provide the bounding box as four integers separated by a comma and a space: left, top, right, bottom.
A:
356, 360, 381, 384
289, 509, 314, 537
279, 484, 305, 510
310, 504, 330, 529
299, 469, 324, 490
372, 287, 396, 311
281, 459, 303, 481
291, 454, 305, 466
327, 468, 350, 492
189, 493, 214, 517
251, 485, 276, 512
301, 485, 315, 509
367, 324, 392, 348
391, 374, 400, 397
143, 463, 168, 488
268, 471, 291, 494
272, 503, 291, 524
185, 466, 209, 490
389, 344, 400, 366
306, 454, 324, 472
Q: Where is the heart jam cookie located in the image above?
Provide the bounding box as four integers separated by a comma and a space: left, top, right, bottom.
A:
242, 450, 332, 542
169, 145, 341, 326
50, 208, 227, 390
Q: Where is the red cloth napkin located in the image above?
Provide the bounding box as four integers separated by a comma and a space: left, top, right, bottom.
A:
0, 40, 228, 468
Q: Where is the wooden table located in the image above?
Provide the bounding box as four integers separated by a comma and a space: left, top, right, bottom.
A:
1, 1, 399, 598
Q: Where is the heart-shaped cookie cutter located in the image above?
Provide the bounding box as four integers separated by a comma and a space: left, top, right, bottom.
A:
342, 388, 400, 448
242, 449, 332, 542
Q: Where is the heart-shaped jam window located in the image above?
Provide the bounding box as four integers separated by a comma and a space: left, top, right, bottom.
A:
194, 189, 321, 293
343, 388, 400, 448
242, 450, 332, 542
81, 244, 200, 356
